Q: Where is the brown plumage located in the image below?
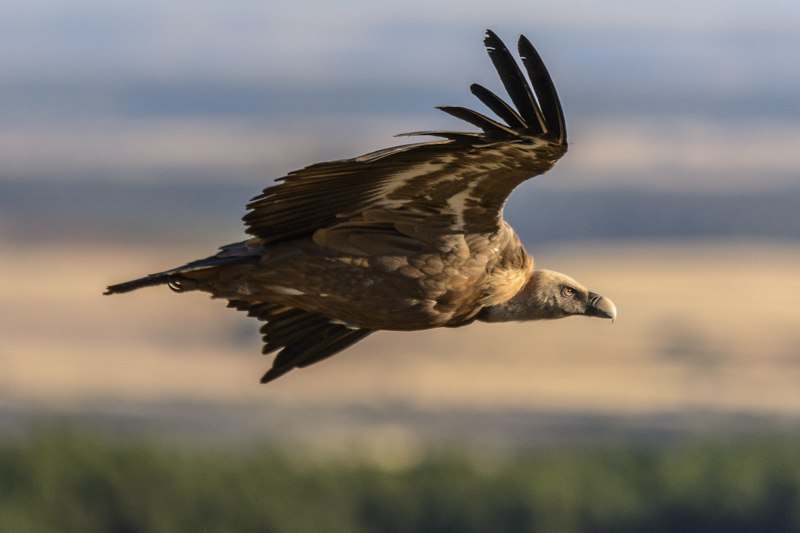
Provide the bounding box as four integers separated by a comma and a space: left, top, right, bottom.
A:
105, 30, 616, 384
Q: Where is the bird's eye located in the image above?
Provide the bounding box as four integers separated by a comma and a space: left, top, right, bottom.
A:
561, 286, 575, 298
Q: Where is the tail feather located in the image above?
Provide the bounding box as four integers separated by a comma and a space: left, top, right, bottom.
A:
104, 273, 181, 295
104, 240, 257, 295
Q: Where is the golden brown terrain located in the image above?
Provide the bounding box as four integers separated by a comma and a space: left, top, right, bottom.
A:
2, 240, 799, 420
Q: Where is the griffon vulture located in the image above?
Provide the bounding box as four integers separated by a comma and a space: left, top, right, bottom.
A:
106, 30, 617, 383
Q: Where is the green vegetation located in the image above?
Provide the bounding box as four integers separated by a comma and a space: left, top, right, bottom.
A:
2, 429, 800, 533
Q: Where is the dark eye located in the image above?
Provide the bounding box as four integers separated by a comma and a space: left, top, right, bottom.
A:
561, 286, 575, 298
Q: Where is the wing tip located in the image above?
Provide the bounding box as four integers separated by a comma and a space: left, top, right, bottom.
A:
481, 29, 567, 145
483, 28, 501, 48
515, 33, 567, 145
260, 368, 287, 384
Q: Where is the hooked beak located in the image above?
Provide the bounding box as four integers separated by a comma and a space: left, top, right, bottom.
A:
586, 292, 617, 323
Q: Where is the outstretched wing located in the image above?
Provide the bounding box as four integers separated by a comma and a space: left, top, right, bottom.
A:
227, 300, 374, 383
244, 30, 568, 246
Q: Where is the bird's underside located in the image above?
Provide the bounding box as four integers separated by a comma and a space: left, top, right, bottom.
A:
105, 30, 616, 384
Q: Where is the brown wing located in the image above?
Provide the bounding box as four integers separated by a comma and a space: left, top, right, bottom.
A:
226, 300, 374, 383
243, 31, 568, 246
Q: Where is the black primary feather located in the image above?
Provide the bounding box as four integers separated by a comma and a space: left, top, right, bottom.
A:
482, 30, 546, 134
435, 105, 519, 135
518, 35, 566, 143
469, 83, 528, 130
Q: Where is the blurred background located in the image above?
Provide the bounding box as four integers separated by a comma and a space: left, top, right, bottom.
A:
1, 0, 800, 531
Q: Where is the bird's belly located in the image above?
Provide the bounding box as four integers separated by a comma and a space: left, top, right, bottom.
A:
211, 232, 527, 331
248, 246, 490, 330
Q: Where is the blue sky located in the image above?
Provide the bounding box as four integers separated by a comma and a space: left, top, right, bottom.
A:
1, 0, 799, 191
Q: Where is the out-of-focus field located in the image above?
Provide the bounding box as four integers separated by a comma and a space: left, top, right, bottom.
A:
2, 240, 799, 421
4, 431, 800, 533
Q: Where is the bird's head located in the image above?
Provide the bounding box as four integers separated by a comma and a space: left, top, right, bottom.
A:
479, 269, 616, 323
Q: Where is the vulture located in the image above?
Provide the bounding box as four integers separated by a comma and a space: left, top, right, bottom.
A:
106, 30, 617, 383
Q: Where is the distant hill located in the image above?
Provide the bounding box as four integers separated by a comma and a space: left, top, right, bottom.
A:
1, 181, 799, 244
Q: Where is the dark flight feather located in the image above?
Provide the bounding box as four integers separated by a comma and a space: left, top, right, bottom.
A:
227, 300, 373, 383
518, 35, 566, 144
469, 83, 528, 130
435, 105, 519, 135
396, 131, 488, 143
482, 29, 546, 135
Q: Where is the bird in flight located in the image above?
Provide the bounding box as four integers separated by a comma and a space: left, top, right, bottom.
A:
106, 30, 616, 383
